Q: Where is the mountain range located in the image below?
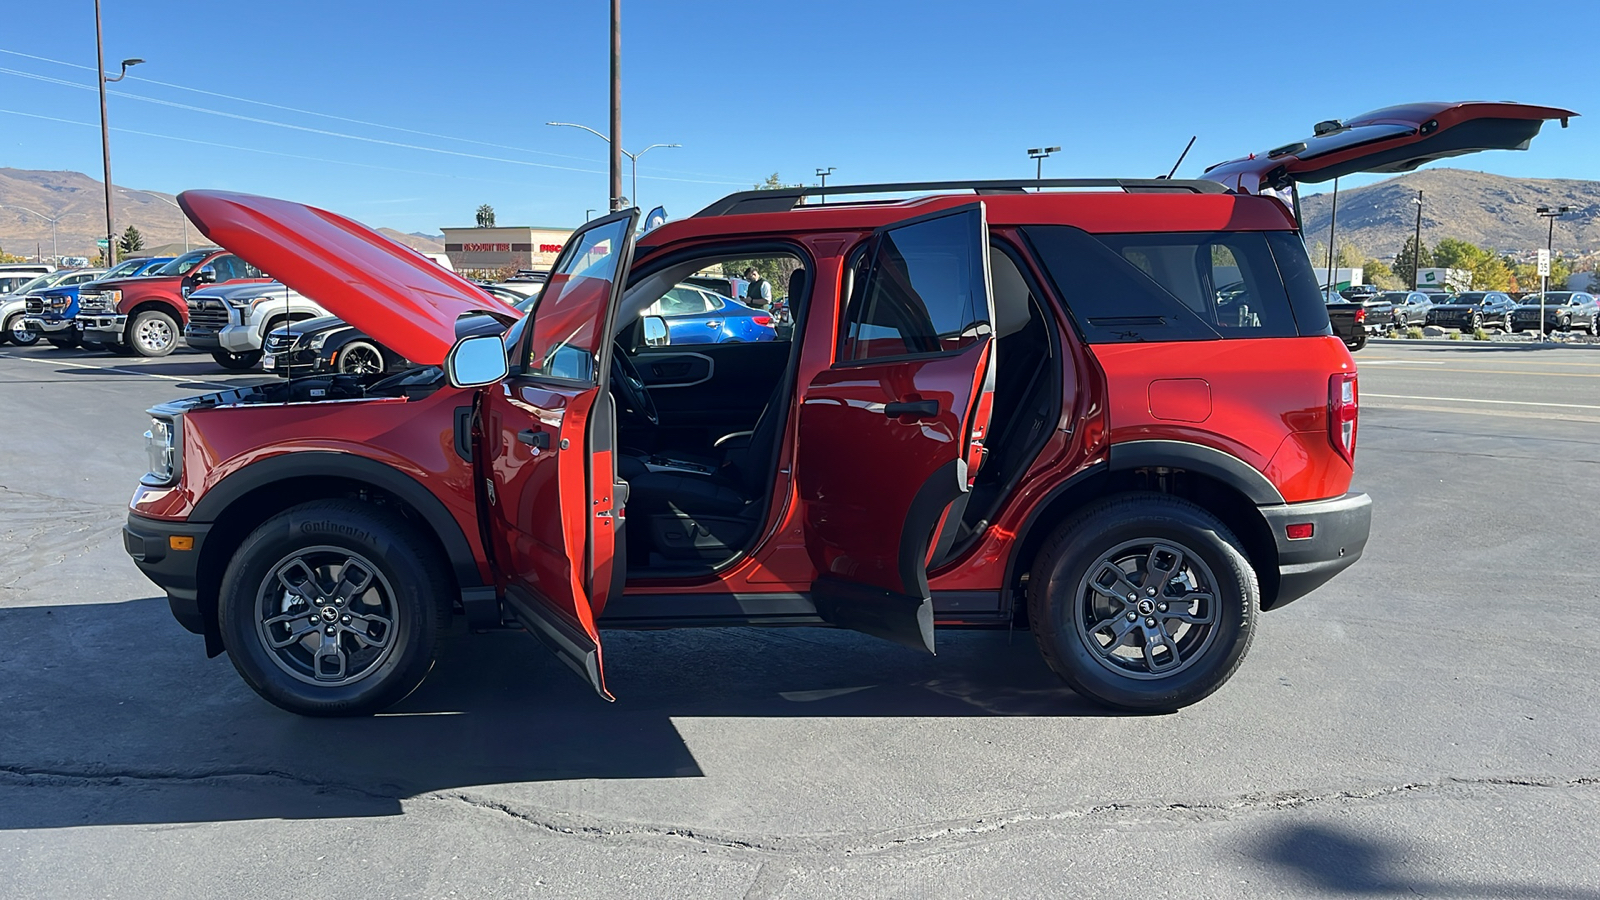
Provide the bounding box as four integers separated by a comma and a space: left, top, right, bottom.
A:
1298, 168, 1600, 261
0, 168, 444, 260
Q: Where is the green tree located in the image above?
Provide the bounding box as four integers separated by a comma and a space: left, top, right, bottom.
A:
0, 246, 26, 264
117, 225, 144, 255
1512, 257, 1573, 293
1472, 254, 1515, 291
1393, 235, 1432, 288
475, 204, 495, 228
1362, 258, 1404, 290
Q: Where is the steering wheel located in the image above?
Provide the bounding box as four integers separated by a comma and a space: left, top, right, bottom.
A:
610, 342, 658, 426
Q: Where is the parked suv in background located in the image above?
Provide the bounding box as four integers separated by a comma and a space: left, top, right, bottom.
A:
1510, 292, 1599, 335
78, 248, 269, 357
1425, 291, 1516, 332
126, 100, 1574, 718
2, 268, 108, 346
185, 281, 330, 370
1385, 291, 1438, 328
23, 257, 170, 348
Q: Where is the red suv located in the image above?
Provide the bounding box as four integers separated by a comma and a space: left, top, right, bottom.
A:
124, 101, 1570, 714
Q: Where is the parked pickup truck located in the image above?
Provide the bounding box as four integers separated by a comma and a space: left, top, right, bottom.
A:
77, 248, 269, 357
1325, 299, 1369, 351
23, 256, 170, 348
185, 281, 331, 370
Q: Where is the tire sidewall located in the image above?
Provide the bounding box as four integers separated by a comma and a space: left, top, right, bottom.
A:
219, 502, 445, 716
338, 341, 383, 376
129, 309, 178, 357
6, 313, 40, 346
1032, 497, 1257, 712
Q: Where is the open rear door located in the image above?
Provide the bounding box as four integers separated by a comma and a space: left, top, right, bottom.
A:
480, 209, 638, 700
795, 203, 996, 654
1202, 101, 1576, 195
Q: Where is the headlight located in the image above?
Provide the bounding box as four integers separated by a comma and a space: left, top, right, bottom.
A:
224, 294, 254, 309
308, 331, 330, 350
143, 415, 180, 486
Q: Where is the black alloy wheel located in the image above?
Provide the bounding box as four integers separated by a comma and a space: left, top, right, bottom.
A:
218, 500, 452, 716
336, 341, 385, 377
1028, 493, 1258, 712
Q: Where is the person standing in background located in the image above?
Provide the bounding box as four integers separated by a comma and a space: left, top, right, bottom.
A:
743, 267, 772, 309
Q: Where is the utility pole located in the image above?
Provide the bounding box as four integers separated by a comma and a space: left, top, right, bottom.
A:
609, 0, 623, 211
1536, 205, 1570, 341
1324, 177, 1340, 291
1411, 189, 1424, 290
94, 0, 141, 267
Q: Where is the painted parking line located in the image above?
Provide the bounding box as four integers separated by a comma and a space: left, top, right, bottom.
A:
1357, 359, 1444, 365
1364, 392, 1600, 411
0, 352, 238, 388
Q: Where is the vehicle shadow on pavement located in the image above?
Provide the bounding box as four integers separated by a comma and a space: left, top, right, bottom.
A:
0, 597, 1102, 831
1255, 823, 1600, 899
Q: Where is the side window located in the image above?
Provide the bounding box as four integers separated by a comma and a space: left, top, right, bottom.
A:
209, 256, 240, 281
651, 287, 715, 317
522, 217, 629, 383
839, 207, 990, 362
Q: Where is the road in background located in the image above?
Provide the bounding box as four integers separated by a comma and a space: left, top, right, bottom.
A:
2, 343, 1597, 898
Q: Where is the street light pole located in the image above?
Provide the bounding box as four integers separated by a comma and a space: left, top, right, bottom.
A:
94, 0, 142, 267
118, 188, 188, 251
546, 122, 678, 211
1027, 146, 1061, 182
815, 167, 835, 206
1411, 189, 1424, 290
1536, 205, 1570, 341
0, 205, 61, 263
609, 0, 623, 212
1325, 177, 1340, 291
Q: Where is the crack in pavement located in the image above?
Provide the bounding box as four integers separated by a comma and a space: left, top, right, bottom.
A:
3, 762, 1594, 859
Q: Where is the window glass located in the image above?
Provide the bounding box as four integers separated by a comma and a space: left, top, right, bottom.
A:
522, 217, 628, 383
650, 287, 716, 317
1023, 226, 1326, 343
156, 250, 210, 276
839, 207, 990, 361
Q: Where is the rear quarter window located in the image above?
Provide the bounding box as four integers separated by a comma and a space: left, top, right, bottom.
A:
1020, 226, 1330, 343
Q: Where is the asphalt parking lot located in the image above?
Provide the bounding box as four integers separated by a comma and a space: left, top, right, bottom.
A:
2, 341, 1597, 899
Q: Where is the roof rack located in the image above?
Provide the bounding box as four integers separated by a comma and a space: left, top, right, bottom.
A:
693, 178, 1228, 217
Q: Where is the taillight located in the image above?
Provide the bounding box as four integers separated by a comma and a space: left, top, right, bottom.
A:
1328, 373, 1358, 464
752, 315, 772, 326
1354, 307, 1366, 324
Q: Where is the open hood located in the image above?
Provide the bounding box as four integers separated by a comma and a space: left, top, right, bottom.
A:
178, 190, 519, 365
1202, 101, 1577, 194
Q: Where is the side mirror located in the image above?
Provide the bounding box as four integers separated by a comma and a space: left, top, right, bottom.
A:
444, 334, 509, 388
193, 265, 218, 285
642, 315, 669, 347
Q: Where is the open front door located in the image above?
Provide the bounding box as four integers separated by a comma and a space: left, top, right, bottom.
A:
480, 209, 638, 700
796, 203, 996, 654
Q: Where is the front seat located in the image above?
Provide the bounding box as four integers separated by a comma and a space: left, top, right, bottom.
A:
622, 267, 807, 563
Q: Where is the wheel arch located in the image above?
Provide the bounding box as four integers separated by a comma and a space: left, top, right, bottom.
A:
187, 453, 489, 657
1005, 449, 1284, 622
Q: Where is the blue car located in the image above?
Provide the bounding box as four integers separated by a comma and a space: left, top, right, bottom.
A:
645, 283, 777, 344
23, 256, 171, 347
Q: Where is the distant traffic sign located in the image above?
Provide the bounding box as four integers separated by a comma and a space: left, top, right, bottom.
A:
1537, 249, 1551, 277
96, 239, 110, 249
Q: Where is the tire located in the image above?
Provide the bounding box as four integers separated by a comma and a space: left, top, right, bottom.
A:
4, 312, 40, 347
336, 340, 385, 376
127, 309, 179, 357
1027, 493, 1259, 712
1466, 312, 1482, 333
1503, 314, 1514, 332
1588, 318, 1598, 337
1344, 332, 1367, 351
217, 500, 452, 717
211, 349, 263, 370
47, 333, 81, 349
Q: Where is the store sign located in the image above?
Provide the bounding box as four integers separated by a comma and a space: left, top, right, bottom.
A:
462, 243, 511, 252
539, 243, 564, 253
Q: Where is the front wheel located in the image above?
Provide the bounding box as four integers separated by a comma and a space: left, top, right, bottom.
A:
211, 349, 263, 370
1588, 318, 1598, 337
127, 309, 179, 357
4, 313, 40, 346
218, 500, 452, 716
1028, 493, 1258, 712
1466, 312, 1482, 333
336, 340, 385, 377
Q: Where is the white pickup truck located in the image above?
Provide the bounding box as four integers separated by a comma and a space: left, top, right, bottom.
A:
184, 281, 331, 370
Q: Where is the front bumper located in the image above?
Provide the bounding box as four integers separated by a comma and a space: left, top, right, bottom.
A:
78, 314, 128, 342
1258, 491, 1371, 610
22, 316, 76, 334
124, 513, 212, 636
263, 347, 328, 376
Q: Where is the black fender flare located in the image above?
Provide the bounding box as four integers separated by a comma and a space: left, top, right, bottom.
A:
190, 451, 487, 594
1107, 440, 1284, 505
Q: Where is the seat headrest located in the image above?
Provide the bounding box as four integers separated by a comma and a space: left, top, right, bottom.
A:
787, 267, 808, 303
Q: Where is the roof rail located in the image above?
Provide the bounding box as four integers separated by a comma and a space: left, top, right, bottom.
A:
693, 178, 1228, 217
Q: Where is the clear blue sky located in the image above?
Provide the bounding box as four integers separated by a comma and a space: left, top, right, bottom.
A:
2, 0, 1596, 234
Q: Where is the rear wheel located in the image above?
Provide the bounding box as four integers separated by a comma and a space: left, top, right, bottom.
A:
218, 500, 451, 716
1028, 493, 1258, 712
1344, 332, 1367, 351
211, 349, 263, 370
1503, 314, 1514, 332
4, 312, 39, 346
1588, 317, 1598, 337
127, 309, 179, 357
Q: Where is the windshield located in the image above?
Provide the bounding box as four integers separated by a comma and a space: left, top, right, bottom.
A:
1454, 293, 1486, 303
1521, 293, 1569, 305
154, 250, 211, 276
14, 271, 72, 293
100, 258, 147, 279
1379, 292, 1411, 302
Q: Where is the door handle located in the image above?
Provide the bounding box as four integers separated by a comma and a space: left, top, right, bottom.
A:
883, 399, 940, 419
517, 429, 550, 449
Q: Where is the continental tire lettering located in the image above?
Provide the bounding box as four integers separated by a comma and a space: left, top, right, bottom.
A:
300, 521, 375, 543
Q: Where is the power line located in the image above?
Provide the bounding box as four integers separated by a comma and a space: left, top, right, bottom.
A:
0, 46, 758, 183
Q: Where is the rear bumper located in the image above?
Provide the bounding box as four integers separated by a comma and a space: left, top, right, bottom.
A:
124, 513, 211, 635
1258, 492, 1371, 609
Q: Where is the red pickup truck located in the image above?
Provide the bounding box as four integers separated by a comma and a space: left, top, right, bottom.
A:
77, 248, 268, 357
123, 101, 1570, 716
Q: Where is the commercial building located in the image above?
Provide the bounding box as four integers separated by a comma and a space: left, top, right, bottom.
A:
440, 225, 574, 273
